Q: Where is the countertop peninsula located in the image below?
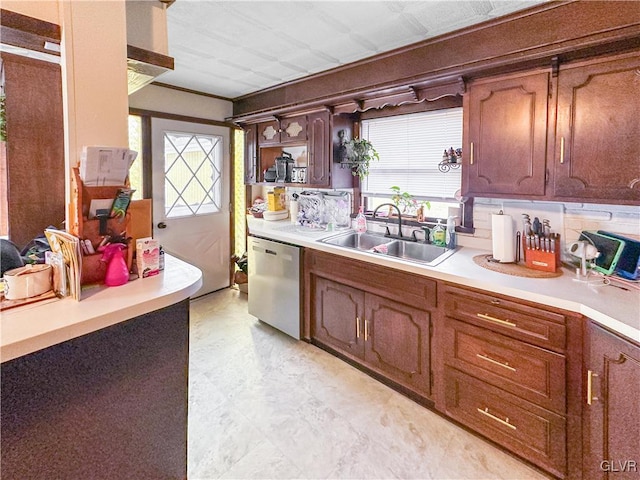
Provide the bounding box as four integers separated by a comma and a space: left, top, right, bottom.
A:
1, 254, 202, 362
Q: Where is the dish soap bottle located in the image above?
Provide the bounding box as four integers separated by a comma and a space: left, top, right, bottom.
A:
430, 220, 446, 246
355, 206, 367, 233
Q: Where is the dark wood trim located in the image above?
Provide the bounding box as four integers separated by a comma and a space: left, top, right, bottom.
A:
151, 82, 233, 102
232, 1, 640, 118
141, 115, 153, 200
127, 45, 174, 71
0, 9, 61, 56
129, 108, 237, 130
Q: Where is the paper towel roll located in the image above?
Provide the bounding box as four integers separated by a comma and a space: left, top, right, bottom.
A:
492, 213, 516, 263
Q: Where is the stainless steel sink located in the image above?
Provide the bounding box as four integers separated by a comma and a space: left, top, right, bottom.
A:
321, 232, 392, 250
383, 240, 456, 266
320, 231, 457, 266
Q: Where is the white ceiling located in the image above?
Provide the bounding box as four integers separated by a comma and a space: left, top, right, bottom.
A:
160, 1, 547, 99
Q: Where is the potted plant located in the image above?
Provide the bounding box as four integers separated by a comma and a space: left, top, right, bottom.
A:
341, 137, 379, 180
390, 186, 431, 219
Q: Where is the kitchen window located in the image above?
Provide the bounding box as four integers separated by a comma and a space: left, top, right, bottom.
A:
361, 108, 463, 219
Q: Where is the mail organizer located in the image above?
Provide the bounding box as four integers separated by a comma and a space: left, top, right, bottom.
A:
522, 234, 561, 273
69, 168, 131, 285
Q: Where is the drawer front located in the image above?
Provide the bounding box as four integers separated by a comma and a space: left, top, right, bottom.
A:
444, 319, 566, 413
445, 367, 566, 478
307, 250, 437, 309
444, 285, 566, 352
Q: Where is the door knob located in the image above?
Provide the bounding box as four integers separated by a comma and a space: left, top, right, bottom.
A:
157, 222, 167, 229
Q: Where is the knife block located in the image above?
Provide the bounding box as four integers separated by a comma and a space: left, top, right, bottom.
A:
523, 235, 561, 273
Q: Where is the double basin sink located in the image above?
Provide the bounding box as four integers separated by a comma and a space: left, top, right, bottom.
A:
319, 231, 457, 267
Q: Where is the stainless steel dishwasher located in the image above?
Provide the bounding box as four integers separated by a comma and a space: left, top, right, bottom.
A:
247, 236, 301, 339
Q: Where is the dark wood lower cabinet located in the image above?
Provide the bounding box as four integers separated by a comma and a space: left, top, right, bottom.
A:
307, 250, 434, 399
583, 322, 640, 480
311, 274, 432, 398
364, 292, 431, 396
313, 276, 365, 357
304, 251, 639, 480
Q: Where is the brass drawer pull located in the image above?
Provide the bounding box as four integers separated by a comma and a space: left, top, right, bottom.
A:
470, 142, 474, 165
587, 370, 599, 405
476, 313, 517, 328
364, 319, 369, 341
477, 407, 517, 430
356, 317, 361, 339
559, 136, 565, 164
477, 353, 516, 372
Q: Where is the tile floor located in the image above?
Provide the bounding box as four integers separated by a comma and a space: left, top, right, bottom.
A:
188, 289, 550, 480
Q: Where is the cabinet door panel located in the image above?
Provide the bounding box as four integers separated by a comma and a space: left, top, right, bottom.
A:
307, 112, 331, 186
243, 125, 257, 184
364, 293, 430, 396
555, 54, 640, 203
311, 276, 365, 358
257, 120, 280, 146
584, 323, 640, 480
464, 72, 549, 196
280, 116, 307, 144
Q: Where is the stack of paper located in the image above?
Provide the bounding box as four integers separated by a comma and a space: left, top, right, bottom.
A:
79, 146, 138, 186
44, 229, 83, 301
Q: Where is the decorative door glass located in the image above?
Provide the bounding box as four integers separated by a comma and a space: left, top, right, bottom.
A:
163, 131, 222, 218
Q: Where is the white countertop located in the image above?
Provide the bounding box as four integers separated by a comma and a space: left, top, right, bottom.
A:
248, 217, 640, 344
1, 254, 202, 363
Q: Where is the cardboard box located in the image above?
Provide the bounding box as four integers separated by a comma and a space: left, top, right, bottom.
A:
136, 237, 160, 278
267, 187, 286, 211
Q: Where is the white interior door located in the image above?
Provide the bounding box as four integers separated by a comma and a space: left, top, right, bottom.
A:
151, 118, 230, 296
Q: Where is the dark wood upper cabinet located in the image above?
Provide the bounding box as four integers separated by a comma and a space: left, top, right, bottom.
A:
583, 322, 640, 480
243, 124, 257, 184
256, 116, 307, 146
256, 119, 281, 146
463, 70, 550, 197
279, 116, 307, 144
553, 52, 640, 204
306, 111, 330, 186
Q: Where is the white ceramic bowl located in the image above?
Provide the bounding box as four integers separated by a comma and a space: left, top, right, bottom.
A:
262, 210, 289, 221
3, 264, 53, 300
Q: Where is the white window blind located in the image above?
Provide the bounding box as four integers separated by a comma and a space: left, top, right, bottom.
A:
361, 108, 463, 199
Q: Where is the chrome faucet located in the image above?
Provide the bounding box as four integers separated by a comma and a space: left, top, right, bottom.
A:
372, 203, 411, 240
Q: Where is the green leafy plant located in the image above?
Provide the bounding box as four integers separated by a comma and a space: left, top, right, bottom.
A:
343, 137, 379, 180
390, 186, 416, 213
390, 186, 431, 216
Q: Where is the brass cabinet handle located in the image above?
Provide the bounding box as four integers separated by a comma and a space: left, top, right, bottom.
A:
477, 353, 516, 372
477, 407, 517, 430
587, 370, 599, 405
356, 317, 361, 339
364, 319, 369, 341
559, 136, 565, 164
470, 142, 474, 165
476, 313, 517, 328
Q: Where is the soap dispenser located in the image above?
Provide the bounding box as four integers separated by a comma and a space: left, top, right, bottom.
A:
355, 206, 367, 233
430, 220, 446, 247
445, 216, 457, 249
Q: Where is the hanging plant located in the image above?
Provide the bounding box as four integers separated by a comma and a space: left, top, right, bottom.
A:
340, 137, 379, 180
